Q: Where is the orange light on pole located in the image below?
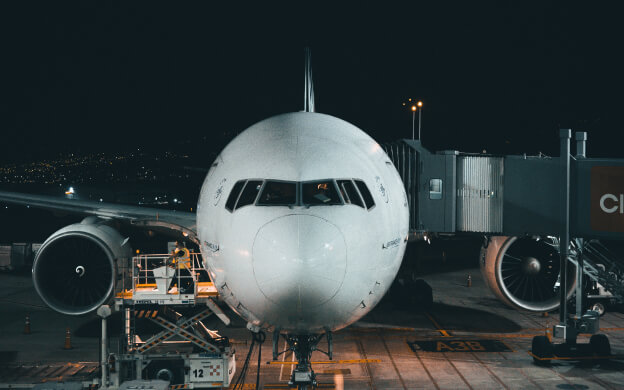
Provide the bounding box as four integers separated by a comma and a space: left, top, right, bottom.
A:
411, 106, 417, 139
417, 101, 423, 140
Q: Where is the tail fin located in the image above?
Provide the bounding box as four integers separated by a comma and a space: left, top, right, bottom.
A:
304, 47, 315, 112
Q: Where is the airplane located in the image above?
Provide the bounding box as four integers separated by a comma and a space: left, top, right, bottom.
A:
0, 49, 410, 387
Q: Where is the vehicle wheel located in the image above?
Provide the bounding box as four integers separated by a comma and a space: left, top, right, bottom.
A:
531, 335, 553, 364
590, 302, 606, 316
590, 334, 611, 357
156, 368, 174, 382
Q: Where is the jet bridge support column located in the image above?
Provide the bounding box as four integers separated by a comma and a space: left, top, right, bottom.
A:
553, 130, 600, 344
532, 130, 609, 363
556, 129, 573, 342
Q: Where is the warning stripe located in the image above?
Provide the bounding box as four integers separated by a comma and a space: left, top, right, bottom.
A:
136, 331, 174, 353
134, 308, 221, 353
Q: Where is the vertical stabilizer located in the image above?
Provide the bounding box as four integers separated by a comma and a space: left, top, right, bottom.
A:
304, 47, 315, 112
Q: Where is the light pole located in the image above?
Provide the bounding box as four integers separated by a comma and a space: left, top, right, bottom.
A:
411, 105, 417, 139
417, 101, 423, 140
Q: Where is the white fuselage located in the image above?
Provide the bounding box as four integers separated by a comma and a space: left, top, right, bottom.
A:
197, 112, 409, 334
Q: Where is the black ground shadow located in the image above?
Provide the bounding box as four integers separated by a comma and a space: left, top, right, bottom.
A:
362, 296, 522, 333
427, 302, 522, 333
0, 351, 17, 363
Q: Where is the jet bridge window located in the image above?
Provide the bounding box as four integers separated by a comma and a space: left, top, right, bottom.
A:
225, 180, 246, 211
302, 180, 342, 205
337, 179, 364, 208
354, 180, 375, 210
429, 178, 443, 200
257, 181, 297, 205
236, 180, 263, 209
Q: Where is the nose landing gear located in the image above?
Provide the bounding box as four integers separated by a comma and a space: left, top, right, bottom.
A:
272, 331, 333, 389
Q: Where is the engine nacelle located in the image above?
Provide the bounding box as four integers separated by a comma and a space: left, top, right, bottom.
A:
480, 236, 576, 312
32, 217, 132, 315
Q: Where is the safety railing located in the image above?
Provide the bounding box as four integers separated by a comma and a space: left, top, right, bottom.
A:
130, 252, 204, 296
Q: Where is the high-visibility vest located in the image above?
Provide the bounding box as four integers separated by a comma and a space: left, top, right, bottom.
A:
171, 247, 191, 270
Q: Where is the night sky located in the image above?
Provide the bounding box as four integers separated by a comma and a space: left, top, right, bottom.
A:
1, 2, 623, 165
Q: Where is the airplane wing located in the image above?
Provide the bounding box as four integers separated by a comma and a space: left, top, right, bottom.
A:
0, 190, 198, 243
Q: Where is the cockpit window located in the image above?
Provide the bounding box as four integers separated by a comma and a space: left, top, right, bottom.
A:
236, 180, 263, 209
225, 180, 246, 211
302, 180, 342, 205
257, 181, 297, 205
354, 180, 375, 209
226, 178, 374, 211
337, 179, 364, 208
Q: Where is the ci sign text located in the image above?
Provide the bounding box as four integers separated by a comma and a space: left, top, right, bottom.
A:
591, 166, 624, 232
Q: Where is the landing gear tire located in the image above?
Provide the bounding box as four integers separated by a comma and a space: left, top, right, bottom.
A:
531, 335, 554, 365
590, 334, 611, 357
481, 236, 577, 312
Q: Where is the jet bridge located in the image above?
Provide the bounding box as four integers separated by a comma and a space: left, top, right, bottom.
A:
384, 130, 624, 360
384, 132, 624, 240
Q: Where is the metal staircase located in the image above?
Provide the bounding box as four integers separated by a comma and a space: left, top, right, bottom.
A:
569, 239, 624, 303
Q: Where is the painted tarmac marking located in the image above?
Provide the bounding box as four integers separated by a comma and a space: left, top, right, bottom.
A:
528, 351, 621, 361
263, 384, 335, 389
268, 359, 381, 365
524, 327, 624, 333
498, 339, 516, 353
277, 339, 291, 382
349, 327, 416, 332
407, 340, 512, 353
225, 384, 256, 389
319, 368, 351, 375
424, 312, 452, 337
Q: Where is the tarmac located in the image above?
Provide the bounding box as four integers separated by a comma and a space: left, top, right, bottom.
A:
1, 263, 624, 389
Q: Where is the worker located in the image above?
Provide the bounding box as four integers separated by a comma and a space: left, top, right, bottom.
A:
167, 242, 194, 293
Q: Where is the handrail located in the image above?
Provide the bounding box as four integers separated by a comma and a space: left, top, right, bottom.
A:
129, 252, 204, 296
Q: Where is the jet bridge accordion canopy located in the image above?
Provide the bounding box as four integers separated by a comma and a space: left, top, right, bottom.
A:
383, 138, 624, 240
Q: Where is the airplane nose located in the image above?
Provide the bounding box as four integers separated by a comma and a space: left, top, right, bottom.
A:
252, 214, 347, 311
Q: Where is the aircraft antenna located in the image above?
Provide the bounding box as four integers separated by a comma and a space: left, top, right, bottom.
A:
304, 47, 315, 112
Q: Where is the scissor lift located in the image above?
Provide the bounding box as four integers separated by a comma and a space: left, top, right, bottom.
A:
100, 253, 235, 389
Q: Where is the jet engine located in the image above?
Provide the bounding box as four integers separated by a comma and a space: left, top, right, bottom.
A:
480, 236, 576, 312
32, 217, 132, 315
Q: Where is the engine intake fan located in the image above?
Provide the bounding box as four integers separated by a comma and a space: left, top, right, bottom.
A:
33, 220, 131, 315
